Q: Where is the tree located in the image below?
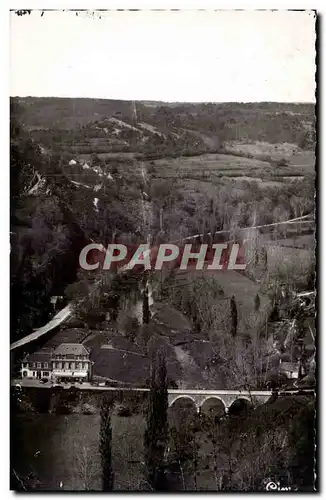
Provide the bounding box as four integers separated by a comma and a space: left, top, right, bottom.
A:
118, 314, 140, 342
168, 421, 197, 491
66, 269, 140, 327
255, 293, 261, 312
262, 247, 268, 273
307, 262, 315, 290
142, 275, 151, 325
207, 332, 271, 391
73, 442, 100, 491
159, 274, 224, 334
288, 402, 316, 490
144, 350, 168, 490
230, 295, 238, 337
99, 399, 114, 491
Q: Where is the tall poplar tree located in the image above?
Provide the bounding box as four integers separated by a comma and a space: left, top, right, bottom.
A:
99, 399, 114, 491
230, 295, 238, 337
144, 350, 168, 490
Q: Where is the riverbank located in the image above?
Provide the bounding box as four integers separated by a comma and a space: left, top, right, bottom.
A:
11, 384, 149, 415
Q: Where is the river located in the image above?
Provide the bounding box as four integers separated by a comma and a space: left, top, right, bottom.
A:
11, 411, 148, 491
12, 413, 102, 490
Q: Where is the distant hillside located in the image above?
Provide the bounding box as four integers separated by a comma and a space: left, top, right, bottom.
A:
12, 97, 137, 129
11, 97, 316, 155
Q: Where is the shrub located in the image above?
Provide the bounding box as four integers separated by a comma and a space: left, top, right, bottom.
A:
118, 314, 140, 342
277, 157, 289, 167
114, 403, 131, 417
167, 378, 178, 389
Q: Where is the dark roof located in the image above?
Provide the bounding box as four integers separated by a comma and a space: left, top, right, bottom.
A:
110, 336, 144, 354
296, 373, 316, 388
24, 350, 52, 363
91, 348, 150, 384
42, 328, 89, 349
53, 343, 89, 356
280, 379, 298, 391
280, 352, 292, 362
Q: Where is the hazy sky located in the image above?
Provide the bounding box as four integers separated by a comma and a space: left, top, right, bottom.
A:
10, 10, 316, 102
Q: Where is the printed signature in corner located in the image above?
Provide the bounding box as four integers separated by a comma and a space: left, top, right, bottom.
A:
265, 481, 296, 491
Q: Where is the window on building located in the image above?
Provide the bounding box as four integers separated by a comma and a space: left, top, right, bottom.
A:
44, 362, 48, 369
37, 362, 41, 369
23, 363, 28, 368
84, 363, 88, 370
32, 362, 36, 368
71, 363, 75, 370
59, 362, 62, 369
33, 372, 36, 377
43, 372, 49, 377
65, 362, 69, 370
79, 363, 83, 370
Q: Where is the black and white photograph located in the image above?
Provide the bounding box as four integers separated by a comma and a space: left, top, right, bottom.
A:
10, 9, 316, 492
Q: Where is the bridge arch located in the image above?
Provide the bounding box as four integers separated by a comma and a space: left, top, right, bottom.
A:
169, 394, 198, 410
231, 396, 252, 405
228, 396, 253, 415
200, 396, 226, 416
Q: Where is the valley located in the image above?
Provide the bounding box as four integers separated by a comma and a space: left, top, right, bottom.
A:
10, 97, 316, 492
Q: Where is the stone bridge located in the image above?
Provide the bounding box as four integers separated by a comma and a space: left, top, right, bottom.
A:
167, 389, 272, 413
10, 381, 272, 414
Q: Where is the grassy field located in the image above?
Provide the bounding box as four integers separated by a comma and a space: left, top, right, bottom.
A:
264, 234, 314, 249
148, 148, 314, 183
174, 269, 271, 329
150, 153, 272, 181
147, 147, 314, 243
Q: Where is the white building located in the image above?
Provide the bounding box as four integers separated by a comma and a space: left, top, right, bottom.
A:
51, 343, 92, 382
21, 350, 52, 380
280, 361, 299, 380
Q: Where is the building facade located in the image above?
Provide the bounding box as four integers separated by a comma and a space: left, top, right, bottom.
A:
21, 351, 52, 379
21, 343, 92, 382
280, 361, 299, 379
51, 343, 92, 382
